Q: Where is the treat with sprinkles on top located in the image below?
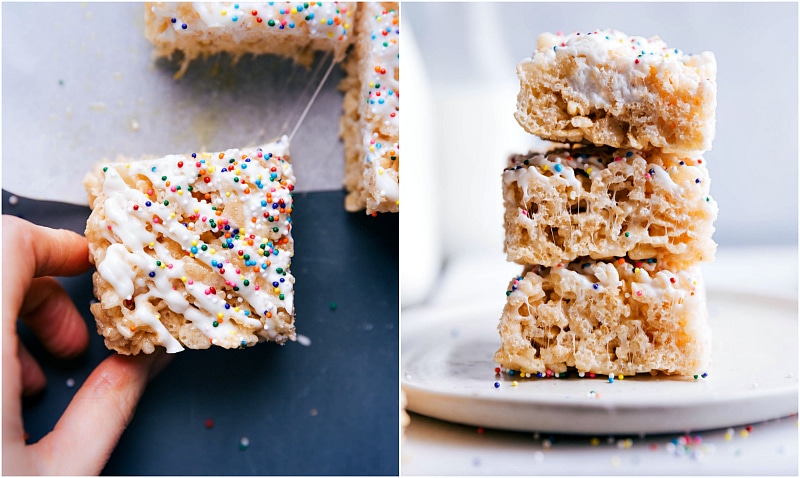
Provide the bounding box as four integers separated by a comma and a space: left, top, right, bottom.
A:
515, 29, 717, 155
494, 258, 712, 377
340, 1, 399, 214
503, 146, 718, 269
145, 2, 356, 76
84, 136, 296, 354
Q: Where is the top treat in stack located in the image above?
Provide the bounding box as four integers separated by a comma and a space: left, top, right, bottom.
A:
515, 29, 717, 155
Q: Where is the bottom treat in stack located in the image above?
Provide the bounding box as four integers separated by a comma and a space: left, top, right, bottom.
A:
494, 258, 711, 377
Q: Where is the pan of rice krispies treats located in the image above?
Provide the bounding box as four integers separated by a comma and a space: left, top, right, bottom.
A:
145, 2, 356, 76
515, 29, 717, 155
340, 1, 399, 214
494, 259, 712, 377
84, 136, 296, 354
503, 146, 718, 269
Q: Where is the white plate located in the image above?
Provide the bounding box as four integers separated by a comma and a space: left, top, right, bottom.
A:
402, 290, 798, 435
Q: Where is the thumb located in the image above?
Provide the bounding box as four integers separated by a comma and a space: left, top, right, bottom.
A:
28, 350, 171, 475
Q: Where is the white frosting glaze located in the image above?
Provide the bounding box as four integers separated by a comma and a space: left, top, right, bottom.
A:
535, 30, 716, 98
538, 29, 708, 63
519, 29, 716, 141
97, 244, 138, 300
505, 148, 709, 199
361, 3, 399, 135
375, 165, 399, 202
360, 3, 399, 208
149, 2, 355, 44
509, 259, 703, 310
94, 136, 294, 352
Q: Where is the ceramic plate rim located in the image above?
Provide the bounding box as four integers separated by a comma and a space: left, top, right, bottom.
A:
401, 289, 798, 433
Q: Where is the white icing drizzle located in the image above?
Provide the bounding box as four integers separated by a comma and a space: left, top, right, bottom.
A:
360, 3, 399, 206
504, 148, 711, 201
509, 259, 702, 309
528, 29, 717, 114
519, 29, 716, 126
94, 136, 295, 352
537, 29, 716, 77
97, 244, 138, 301
149, 2, 355, 43
564, 259, 700, 305
507, 149, 605, 192
375, 165, 399, 202
362, 4, 399, 134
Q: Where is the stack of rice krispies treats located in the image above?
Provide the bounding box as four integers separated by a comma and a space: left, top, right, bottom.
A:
495, 29, 718, 377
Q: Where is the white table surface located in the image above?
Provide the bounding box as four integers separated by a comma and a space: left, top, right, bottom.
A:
402, 413, 797, 475
401, 246, 798, 475
2, 3, 345, 205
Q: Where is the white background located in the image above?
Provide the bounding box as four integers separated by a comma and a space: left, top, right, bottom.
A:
2, 3, 347, 204
401, 2, 798, 307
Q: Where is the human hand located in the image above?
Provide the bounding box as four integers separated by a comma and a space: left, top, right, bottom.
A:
2, 215, 169, 475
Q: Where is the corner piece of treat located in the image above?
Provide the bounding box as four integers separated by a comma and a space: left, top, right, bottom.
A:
145, 2, 356, 76
340, 1, 399, 214
494, 259, 712, 377
515, 29, 717, 155
84, 136, 296, 354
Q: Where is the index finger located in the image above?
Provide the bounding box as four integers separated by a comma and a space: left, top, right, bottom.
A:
2, 215, 91, 280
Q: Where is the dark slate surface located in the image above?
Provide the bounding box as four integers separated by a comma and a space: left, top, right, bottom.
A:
3, 189, 399, 475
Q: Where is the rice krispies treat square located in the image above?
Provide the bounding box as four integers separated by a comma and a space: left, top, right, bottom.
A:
515, 29, 717, 155
340, 1, 399, 214
145, 2, 356, 76
84, 136, 296, 354
494, 259, 712, 377
503, 146, 718, 269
